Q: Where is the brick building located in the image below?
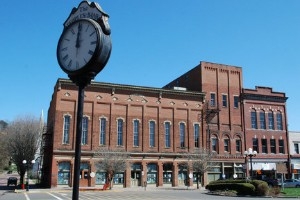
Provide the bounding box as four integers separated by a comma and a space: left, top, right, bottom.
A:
42, 61, 289, 188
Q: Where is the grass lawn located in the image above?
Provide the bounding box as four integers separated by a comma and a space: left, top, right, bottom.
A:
280, 188, 300, 197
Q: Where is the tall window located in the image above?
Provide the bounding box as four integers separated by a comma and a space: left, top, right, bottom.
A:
259, 111, 266, 129
252, 138, 259, 153
279, 139, 285, 153
261, 139, 267, 153
179, 123, 185, 148
268, 112, 274, 130
251, 110, 257, 129
194, 124, 200, 148
276, 112, 283, 130
236, 137, 241, 152
149, 121, 155, 147
210, 93, 216, 107
211, 135, 218, 152
294, 143, 299, 154
81, 116, 88, 145
222, 94, 227, 107
165, 122, 171, 148
133, 119, 139, 147
270, 139, 276, 153
63, 115, 70, 144
224, 137, 230, 152
100, 117, 106, 145
117, 119, 123, 146
233, 96, 239, 108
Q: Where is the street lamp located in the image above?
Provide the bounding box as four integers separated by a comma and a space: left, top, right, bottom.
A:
244, 148, 257, 179
22, 160, 35, 191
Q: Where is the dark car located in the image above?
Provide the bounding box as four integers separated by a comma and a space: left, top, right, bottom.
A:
7, 177, 17, 186
262, 178, 279, 187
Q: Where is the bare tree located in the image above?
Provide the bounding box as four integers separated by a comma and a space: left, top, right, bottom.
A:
5, 115, 41, 185
94, 147, 129, 189
0, 129, 9, 170
184, 148, 217, 189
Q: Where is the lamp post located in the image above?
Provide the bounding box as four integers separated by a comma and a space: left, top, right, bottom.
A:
244, 148, 257, 179
22, 160, 35, 191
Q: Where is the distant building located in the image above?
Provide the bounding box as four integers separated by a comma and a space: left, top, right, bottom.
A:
42, 61, 289, 188
289, 131, 300, 179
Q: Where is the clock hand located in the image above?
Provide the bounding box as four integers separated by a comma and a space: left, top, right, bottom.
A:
75, 23, 82, 49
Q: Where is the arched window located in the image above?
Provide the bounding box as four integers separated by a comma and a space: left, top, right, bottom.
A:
235, 136, 241, 153
133, 119, 139, 147
268, 111, 274, 130
149, 121, 155, 147
259, 111, 266, 129
194, 123, 200, 148
164, 121, 171, 148
251, 110, 257, 129
276, 112, 283, 130
117, 118, 123, 146
63, 115, 70, 144
211, 135, 218, 153
99, 117, 106, 145
224, 136, 230, 152
81, 116, 88, 145
179, 122, 185, 148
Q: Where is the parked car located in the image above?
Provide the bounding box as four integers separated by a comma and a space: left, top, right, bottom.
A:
7, 177, 17, 186
262, 178, 279, 187
283, 179, 300, 188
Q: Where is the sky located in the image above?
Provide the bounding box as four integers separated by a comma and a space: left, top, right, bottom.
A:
1, 0, 299, 131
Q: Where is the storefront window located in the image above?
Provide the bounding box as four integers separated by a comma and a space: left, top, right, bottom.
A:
95, 172, 106, 184
113, 172, 124, 184
147, 163, 157, 184
58, 162, 70, 185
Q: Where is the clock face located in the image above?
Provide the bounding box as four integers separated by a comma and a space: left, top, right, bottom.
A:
57, 19, 99, 72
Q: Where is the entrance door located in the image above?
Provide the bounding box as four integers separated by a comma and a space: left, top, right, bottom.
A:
131, 171, 141, 186
80, 169, 89, 187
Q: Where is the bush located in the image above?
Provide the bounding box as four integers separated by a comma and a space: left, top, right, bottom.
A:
206, 179, 268, 196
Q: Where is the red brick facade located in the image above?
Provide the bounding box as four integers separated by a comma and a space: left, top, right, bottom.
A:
42, 61, 289, 188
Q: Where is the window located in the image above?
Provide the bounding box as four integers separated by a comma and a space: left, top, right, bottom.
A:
133, 120, 139, 147
261, 139, 268, 153
270, 139, 276, 154
294, 143, 299, 154
165, 122, 171, 148
251, 110, 257, 129
276, 112, 283, 130
210, 93, 216, 107
224, 137, 230, 152
222, 94, 227, 107
259, 111, 266, 129
179, 122, 185, 148
279, 139, 285, 153
81, 116, 88, 145
252, 138, 259, 153
234, 96, 239, 108
117, 119, 123, 146
100, 118, 106, 145
194, 124, 200, 148
149, 121, 155, 147
236, 137, 241, 152
268, 112, 274, 130
211, 136, 218, 152
63, 115, 70, 144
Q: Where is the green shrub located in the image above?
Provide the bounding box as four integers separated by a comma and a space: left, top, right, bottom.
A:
206, 179, 268, 196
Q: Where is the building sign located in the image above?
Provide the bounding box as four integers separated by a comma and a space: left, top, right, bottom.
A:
276, 162, 288, 174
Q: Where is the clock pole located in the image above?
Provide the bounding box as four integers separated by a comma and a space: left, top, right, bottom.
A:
71, 74, 93, 200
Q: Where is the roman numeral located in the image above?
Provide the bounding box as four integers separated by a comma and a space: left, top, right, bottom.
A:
61, 47, 68, 51
89, 31, 96, 37
90, 41, 97, 45
70, 28, 75, 35
68, 60, 72, 68
63, 55, 68, 61
88, 50, 94, 55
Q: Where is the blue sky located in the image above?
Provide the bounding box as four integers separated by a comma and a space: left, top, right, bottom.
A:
1, 0, 299, 131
